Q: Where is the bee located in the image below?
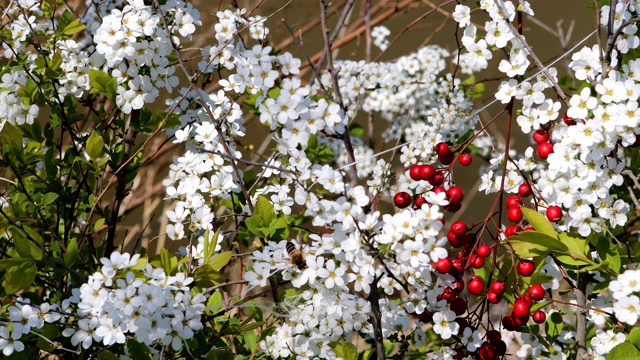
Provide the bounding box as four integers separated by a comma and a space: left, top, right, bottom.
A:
286, 240, 307, 271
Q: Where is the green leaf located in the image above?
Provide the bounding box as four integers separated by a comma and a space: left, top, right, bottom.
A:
0, 258, 31, 270
57, 10, 73, 34
244, 329, 257, 352
10, 226, 43, 260
62, 18, 85, 36
64, 239, 79, 266
594, 234, 621, 275
41, 192, 59, 206
86, 130, 104, 160
607, 342, 640, 360
206, 290, 223, 314
521, 208, 558, 238
160, 248, 173, 275
268, 217, 288, 240
209, 251, 232, 271
331, 342, 358, 360
89, 69, 117, 99
545, 311, 563, 338
94, 218, 105, 232
362, 349, 375, 360
348, 123, 364, 138
0, 122, 23, 149
203, 229, 220, 265
245, 195, 276, 238
558, 75, 574, 91
472, 81, 485, 99
206, 349, 235, 360
2, 259, 37, 294
630, 328, 640, 349
126, 339, 153, 360
558, 233, 589, 257
97, 350, 119, 360
194, 263, 226, 287
506, 231, 567, 258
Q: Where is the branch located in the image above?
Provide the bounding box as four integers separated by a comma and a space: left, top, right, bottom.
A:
575, 273, 589, 359
604, 16, 640, 65
368, 275, 385, 360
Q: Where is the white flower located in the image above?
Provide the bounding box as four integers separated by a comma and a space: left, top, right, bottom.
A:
431, 310, 459, 339
591, 329, 625, 355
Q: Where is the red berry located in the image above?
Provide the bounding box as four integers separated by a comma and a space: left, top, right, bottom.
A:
506, 195, 522, 208
491, 280, 506, 295
472, 255, 485, 269
513, 313, 530, 326
487, 290, 502, 304
440, 287, 457, 303
459, 153, 473, 166
533, 129, 549, 144
429, 171, 445, 186
507, 206, 523, 223
517, 259, 535, 277
520, 293, 534, 307
487, 330, 502, 342
409, 165, 422, 181
457, 248, 471, 260
505, 225, 522, 237
445, 201, 462, 213
467, 277, 485, 296
513, 299, 531, 318
450, 259, 465, 277
533, 310, 546, 324
563, 113, 576, 126
447, 186, 464, 204
435, 142, 451, 157
439, 152, 455, 165
502, 315, 517, 331
450, 220, 468, 236
479, 342, 497, 360
455, 318, 470, 332
452, 278, 465, 292
528, 284, 545, 301
492, 340, 507, 356
414, 196, 426, 208
419, 164, 436, 181
450, 297, 467, 316
434, 257, 452, 274
394, 192, 412, 208
536, 142, 554, 160
518, 183, 532, 197
546, 205, 563, 222
417, 311, 431, 323
447, 231, 465, 248
477, 244, 491, 258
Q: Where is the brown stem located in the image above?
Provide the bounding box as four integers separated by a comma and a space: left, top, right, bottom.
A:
575, 273, 589, 359
105, 110, 138, 257
368, 275, 385, 360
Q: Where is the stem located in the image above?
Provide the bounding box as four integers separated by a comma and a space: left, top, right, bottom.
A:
575, 272, 589, 359
105, 110, 138, 257
368, 275, 384, 360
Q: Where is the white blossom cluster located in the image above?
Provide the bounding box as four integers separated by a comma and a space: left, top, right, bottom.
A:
61, 252, 206, 351
0, 252, 204, 356
371, 25, 391, 51
454, 0, 640, 237
315, 46, 479, 171
0, 299, 62, 356
92, 0, 200, 114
